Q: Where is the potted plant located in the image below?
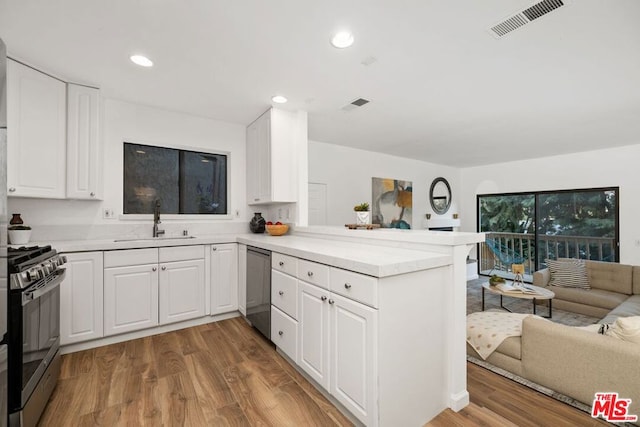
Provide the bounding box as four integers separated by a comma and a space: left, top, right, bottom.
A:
354, 202, 370, 225
489, 274, 506, 286
8, 225, 32, 245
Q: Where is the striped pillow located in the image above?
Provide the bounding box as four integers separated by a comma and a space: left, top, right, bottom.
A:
546, 258, 590, 289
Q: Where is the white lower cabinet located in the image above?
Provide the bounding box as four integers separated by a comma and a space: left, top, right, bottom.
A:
330, 293, 377, 426
298, 281, 330, 390
271, 306, 298, 362
238, 244, 247, 315
104, 264, 159, 336
297, 280, 377, 426
159, 259, 205, 324
103, 246, 205, 337
60, 251, 104, 345
210, 244, 238, 315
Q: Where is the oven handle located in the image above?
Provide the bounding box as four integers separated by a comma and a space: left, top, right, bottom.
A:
22, 268, 66, 306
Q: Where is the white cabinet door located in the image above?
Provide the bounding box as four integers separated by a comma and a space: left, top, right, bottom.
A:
246, 108, 300, 205
238, 244, 247, 316
256, 112, 271, 202
159, 259, 205, 324
7, 59, 66, 198
210, 244, 238, 315
66, 84, 102, 200
104, 264, 159, 336
60, 252, 104, 345
298, 281, 330, 390
246, 121, 260, 204
330, 293, 378, 426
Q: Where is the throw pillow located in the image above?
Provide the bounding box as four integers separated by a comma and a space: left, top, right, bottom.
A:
606, 316, 640, 344
546, 258, 590, 289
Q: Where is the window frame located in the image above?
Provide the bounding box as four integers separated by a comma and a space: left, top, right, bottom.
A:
121, 141, 232, 220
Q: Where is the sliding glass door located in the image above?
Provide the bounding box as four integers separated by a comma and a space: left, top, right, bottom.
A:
478, 187, 618, 280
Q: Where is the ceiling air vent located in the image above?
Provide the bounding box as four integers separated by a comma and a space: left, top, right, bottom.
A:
341, 98, 370, 111
490, 0, 566, 38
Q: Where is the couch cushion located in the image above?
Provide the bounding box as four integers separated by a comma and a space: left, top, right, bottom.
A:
586, 260, 633, 294
607, 316, 640, 344
600, 294, 640, 324
549, 285, 629, 310
633, 266, 640, 295
546, 259, 590, 289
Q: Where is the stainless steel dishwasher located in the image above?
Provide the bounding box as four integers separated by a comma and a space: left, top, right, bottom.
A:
246, 246, 272, 339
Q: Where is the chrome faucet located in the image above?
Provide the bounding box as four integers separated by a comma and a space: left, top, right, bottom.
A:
153, 199, 165, 238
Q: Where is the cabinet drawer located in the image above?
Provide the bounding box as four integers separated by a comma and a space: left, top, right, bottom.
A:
272, 252, 297, 276
272, 270, 298, 319
159, 245, 204, 262
104, 248, 158, 268
330, 268, 378, 308
298, 259, 329, 289
271, 306, 298, 363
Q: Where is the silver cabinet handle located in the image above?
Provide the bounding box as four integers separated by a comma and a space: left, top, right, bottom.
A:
279, 261, 284, 266
90, 192, 95, 197
278, 330, 283, 336
254, 198, 260, 202
328, 299, 335, 305
212, 247, 217, 251
8, 187, 16, 192
307, 271, 313, 277
321, 296, 327, 302
152, 267, 157, 271
161, 266, 166, 271
344, 283, 352, 289
279, 290, 284, 296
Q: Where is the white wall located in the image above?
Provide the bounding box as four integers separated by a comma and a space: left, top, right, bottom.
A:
460, 144, 640, 264
9, 98, 247, 232
308, 140, 461, 228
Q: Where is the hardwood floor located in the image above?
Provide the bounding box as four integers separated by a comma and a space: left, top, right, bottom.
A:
39, 317, 353, 426
40, 317, 608, 426
428, 363, 610, 427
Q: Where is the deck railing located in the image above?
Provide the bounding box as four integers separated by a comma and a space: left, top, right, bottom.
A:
480, 232, 617, 275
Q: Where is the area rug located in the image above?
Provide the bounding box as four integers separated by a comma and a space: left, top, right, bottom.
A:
467, 278, 600, 327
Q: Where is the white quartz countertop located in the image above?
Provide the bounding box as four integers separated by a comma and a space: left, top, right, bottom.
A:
237, 234, 451, 277
33, 232, 451, 278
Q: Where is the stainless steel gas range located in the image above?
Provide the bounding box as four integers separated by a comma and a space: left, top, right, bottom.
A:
6, 246, 66, 426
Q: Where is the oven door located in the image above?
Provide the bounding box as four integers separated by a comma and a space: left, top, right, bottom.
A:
21, 269, 64, 406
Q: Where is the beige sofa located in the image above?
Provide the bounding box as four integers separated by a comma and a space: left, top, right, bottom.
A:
468, 260, 640, 422
533, 259, 640, 321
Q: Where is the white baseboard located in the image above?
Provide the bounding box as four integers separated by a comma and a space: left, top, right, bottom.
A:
449, 390, 470, 412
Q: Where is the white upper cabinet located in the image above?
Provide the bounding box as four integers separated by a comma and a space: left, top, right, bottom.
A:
246, 108, 299, 205
66, 83, 102, 200
7, 59, 66, 198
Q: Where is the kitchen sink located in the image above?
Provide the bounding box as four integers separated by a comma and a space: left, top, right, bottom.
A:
114, 236, 197, 242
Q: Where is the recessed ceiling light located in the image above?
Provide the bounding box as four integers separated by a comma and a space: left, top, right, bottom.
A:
331, 31, 354, 49
130, 55, 153, 67
271, 95, 288, 104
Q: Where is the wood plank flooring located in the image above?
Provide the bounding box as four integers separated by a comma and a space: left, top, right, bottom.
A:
39, 317, 353, 426
40, 317, 609, 426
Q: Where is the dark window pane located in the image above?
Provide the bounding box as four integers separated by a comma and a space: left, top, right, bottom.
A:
123, 142, 228, 215
124, 143, 179, 214
179, 152, 227, 214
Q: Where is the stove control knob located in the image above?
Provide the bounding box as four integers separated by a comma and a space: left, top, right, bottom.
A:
21, 272, 30, 283
27, 268, 42, 281
44, 263, 54, 274
60, 255, 67, 265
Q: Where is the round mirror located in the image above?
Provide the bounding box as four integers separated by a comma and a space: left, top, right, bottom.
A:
429, 177, 452, 215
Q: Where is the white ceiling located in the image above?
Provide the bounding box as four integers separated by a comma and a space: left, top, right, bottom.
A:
1, 0, 639, 167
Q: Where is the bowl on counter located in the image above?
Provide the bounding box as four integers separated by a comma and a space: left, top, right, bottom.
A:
265, 224, 289, 236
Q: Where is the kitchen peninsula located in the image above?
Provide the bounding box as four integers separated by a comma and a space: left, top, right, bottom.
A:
37, 226, 483, 426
